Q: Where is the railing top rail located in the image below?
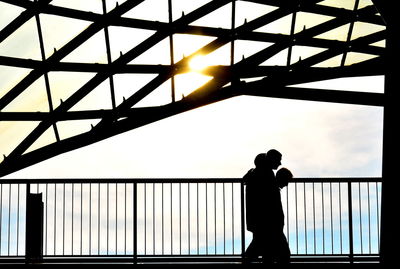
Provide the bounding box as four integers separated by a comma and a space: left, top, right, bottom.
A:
0, 177, 382, 184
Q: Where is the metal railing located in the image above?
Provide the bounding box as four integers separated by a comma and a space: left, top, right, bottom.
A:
0, 178, 381, 263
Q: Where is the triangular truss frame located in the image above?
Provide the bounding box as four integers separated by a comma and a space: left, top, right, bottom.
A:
0, 0, 387, 176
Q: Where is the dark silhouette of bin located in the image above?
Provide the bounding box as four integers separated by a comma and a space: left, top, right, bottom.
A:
25, 193, 43, 262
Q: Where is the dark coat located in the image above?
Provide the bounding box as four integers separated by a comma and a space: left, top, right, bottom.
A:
244, 167, 284, 233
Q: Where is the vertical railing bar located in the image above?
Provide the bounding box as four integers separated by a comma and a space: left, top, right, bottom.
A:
322, 183, 325, 254
231, 182, 234, 255
153, 183, 155, 255
304, 183, 307, 254
107, 183, 109, 255
206, 183, 208, 255
197, 183, 200, 255
312, 183, 316, 255
80, 183, 83, 256
161, 183, 164, 255
63, 183, 65, 256
144, 184, 147, 255
7, 184, 11, 256
375, 182, 380, 251
124, 183, 127, 255
286, 183, 289, 249
358, 182, 362, 254
45, 183, 48, 255
16, 184, 20, 256
0, 183, 3, 256
330, 183, 333, 254
339, 183, 343, 255
367, 182, 371, 254
89, 184, 92, 255
295, 182, 298, 254
214, 183, 217, 255
71, 184, 74, 255
188, 183, 190, 255
240, 181, 245, 259
223, 183, 226, 255
133, 183, 137, 263
348, 182, 354, 263
98, 183, 100, 255
116, 183, 118, 255
170, 183, 173, 255
54, 184, 57, 256
179, 183, 181, 255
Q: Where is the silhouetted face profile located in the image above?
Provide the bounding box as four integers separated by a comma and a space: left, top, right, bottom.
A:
266, 149, 282, 170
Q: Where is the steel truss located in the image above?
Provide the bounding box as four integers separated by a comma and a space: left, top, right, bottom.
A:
0, 0, 387, 176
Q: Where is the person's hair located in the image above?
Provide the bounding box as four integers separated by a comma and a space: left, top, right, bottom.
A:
276, 167, 293, 179
276, 167, 293, 188
254, 153, 267, 168
266, 149, 282, 160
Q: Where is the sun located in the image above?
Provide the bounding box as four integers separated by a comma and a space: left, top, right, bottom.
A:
189, 54, 210, 72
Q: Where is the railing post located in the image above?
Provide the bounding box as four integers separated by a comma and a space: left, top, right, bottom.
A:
347, 182, 354, 263
240, 180, 245, 260
133, 182, 137, 264
25, 184, 44, 264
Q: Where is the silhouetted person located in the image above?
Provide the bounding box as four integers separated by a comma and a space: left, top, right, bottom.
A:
244, 149, 283, 263
274, 167, 293, 264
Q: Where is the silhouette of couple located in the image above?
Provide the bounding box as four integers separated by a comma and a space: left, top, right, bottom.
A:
244, 149, 292, 264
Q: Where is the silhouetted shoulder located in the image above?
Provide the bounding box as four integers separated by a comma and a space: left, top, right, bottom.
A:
243, 168, 255, 185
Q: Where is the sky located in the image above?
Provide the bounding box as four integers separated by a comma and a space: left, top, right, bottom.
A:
0, 1, 385, 257
0, 0, 385, 179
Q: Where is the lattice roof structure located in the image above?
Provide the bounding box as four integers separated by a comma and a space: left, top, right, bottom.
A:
0, 0, 387, 177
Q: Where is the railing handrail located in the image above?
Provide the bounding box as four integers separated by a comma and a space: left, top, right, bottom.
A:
0, 177, 383, 184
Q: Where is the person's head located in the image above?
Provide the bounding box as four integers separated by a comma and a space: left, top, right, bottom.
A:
254, 153, 267, 168
276, 167, 293, 189
266, 149, 282, 170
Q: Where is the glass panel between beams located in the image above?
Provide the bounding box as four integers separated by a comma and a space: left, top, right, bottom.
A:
48, 72, 96, 110
190, 2, 232, 29
172, 0, 211, 21
129, 37, 171, 65
351, 22, 385, 41
1, 76, 49, 112
51, 0, 103, 14
0, 66, 31, 99
61, 30, 108, 64
133, 77, 172, 108
108, 26, 155, 62
290, 46, 327, 65
123, 0, 169, 23
25, 125, 58, 155
113, 74, 159, 107
288, 75, 384, 93
57, 119, 101, 141
173, 34, 216, 63
0, 121, 39, 158
0, 17, 41, 60
69, 78, 114, 111
235, 1, 277, 28
39, 14, 92, 59
315, 23, 351, 42
319, 0, 356, 10
234, 40, 273, 64
0, 2, 24, 31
